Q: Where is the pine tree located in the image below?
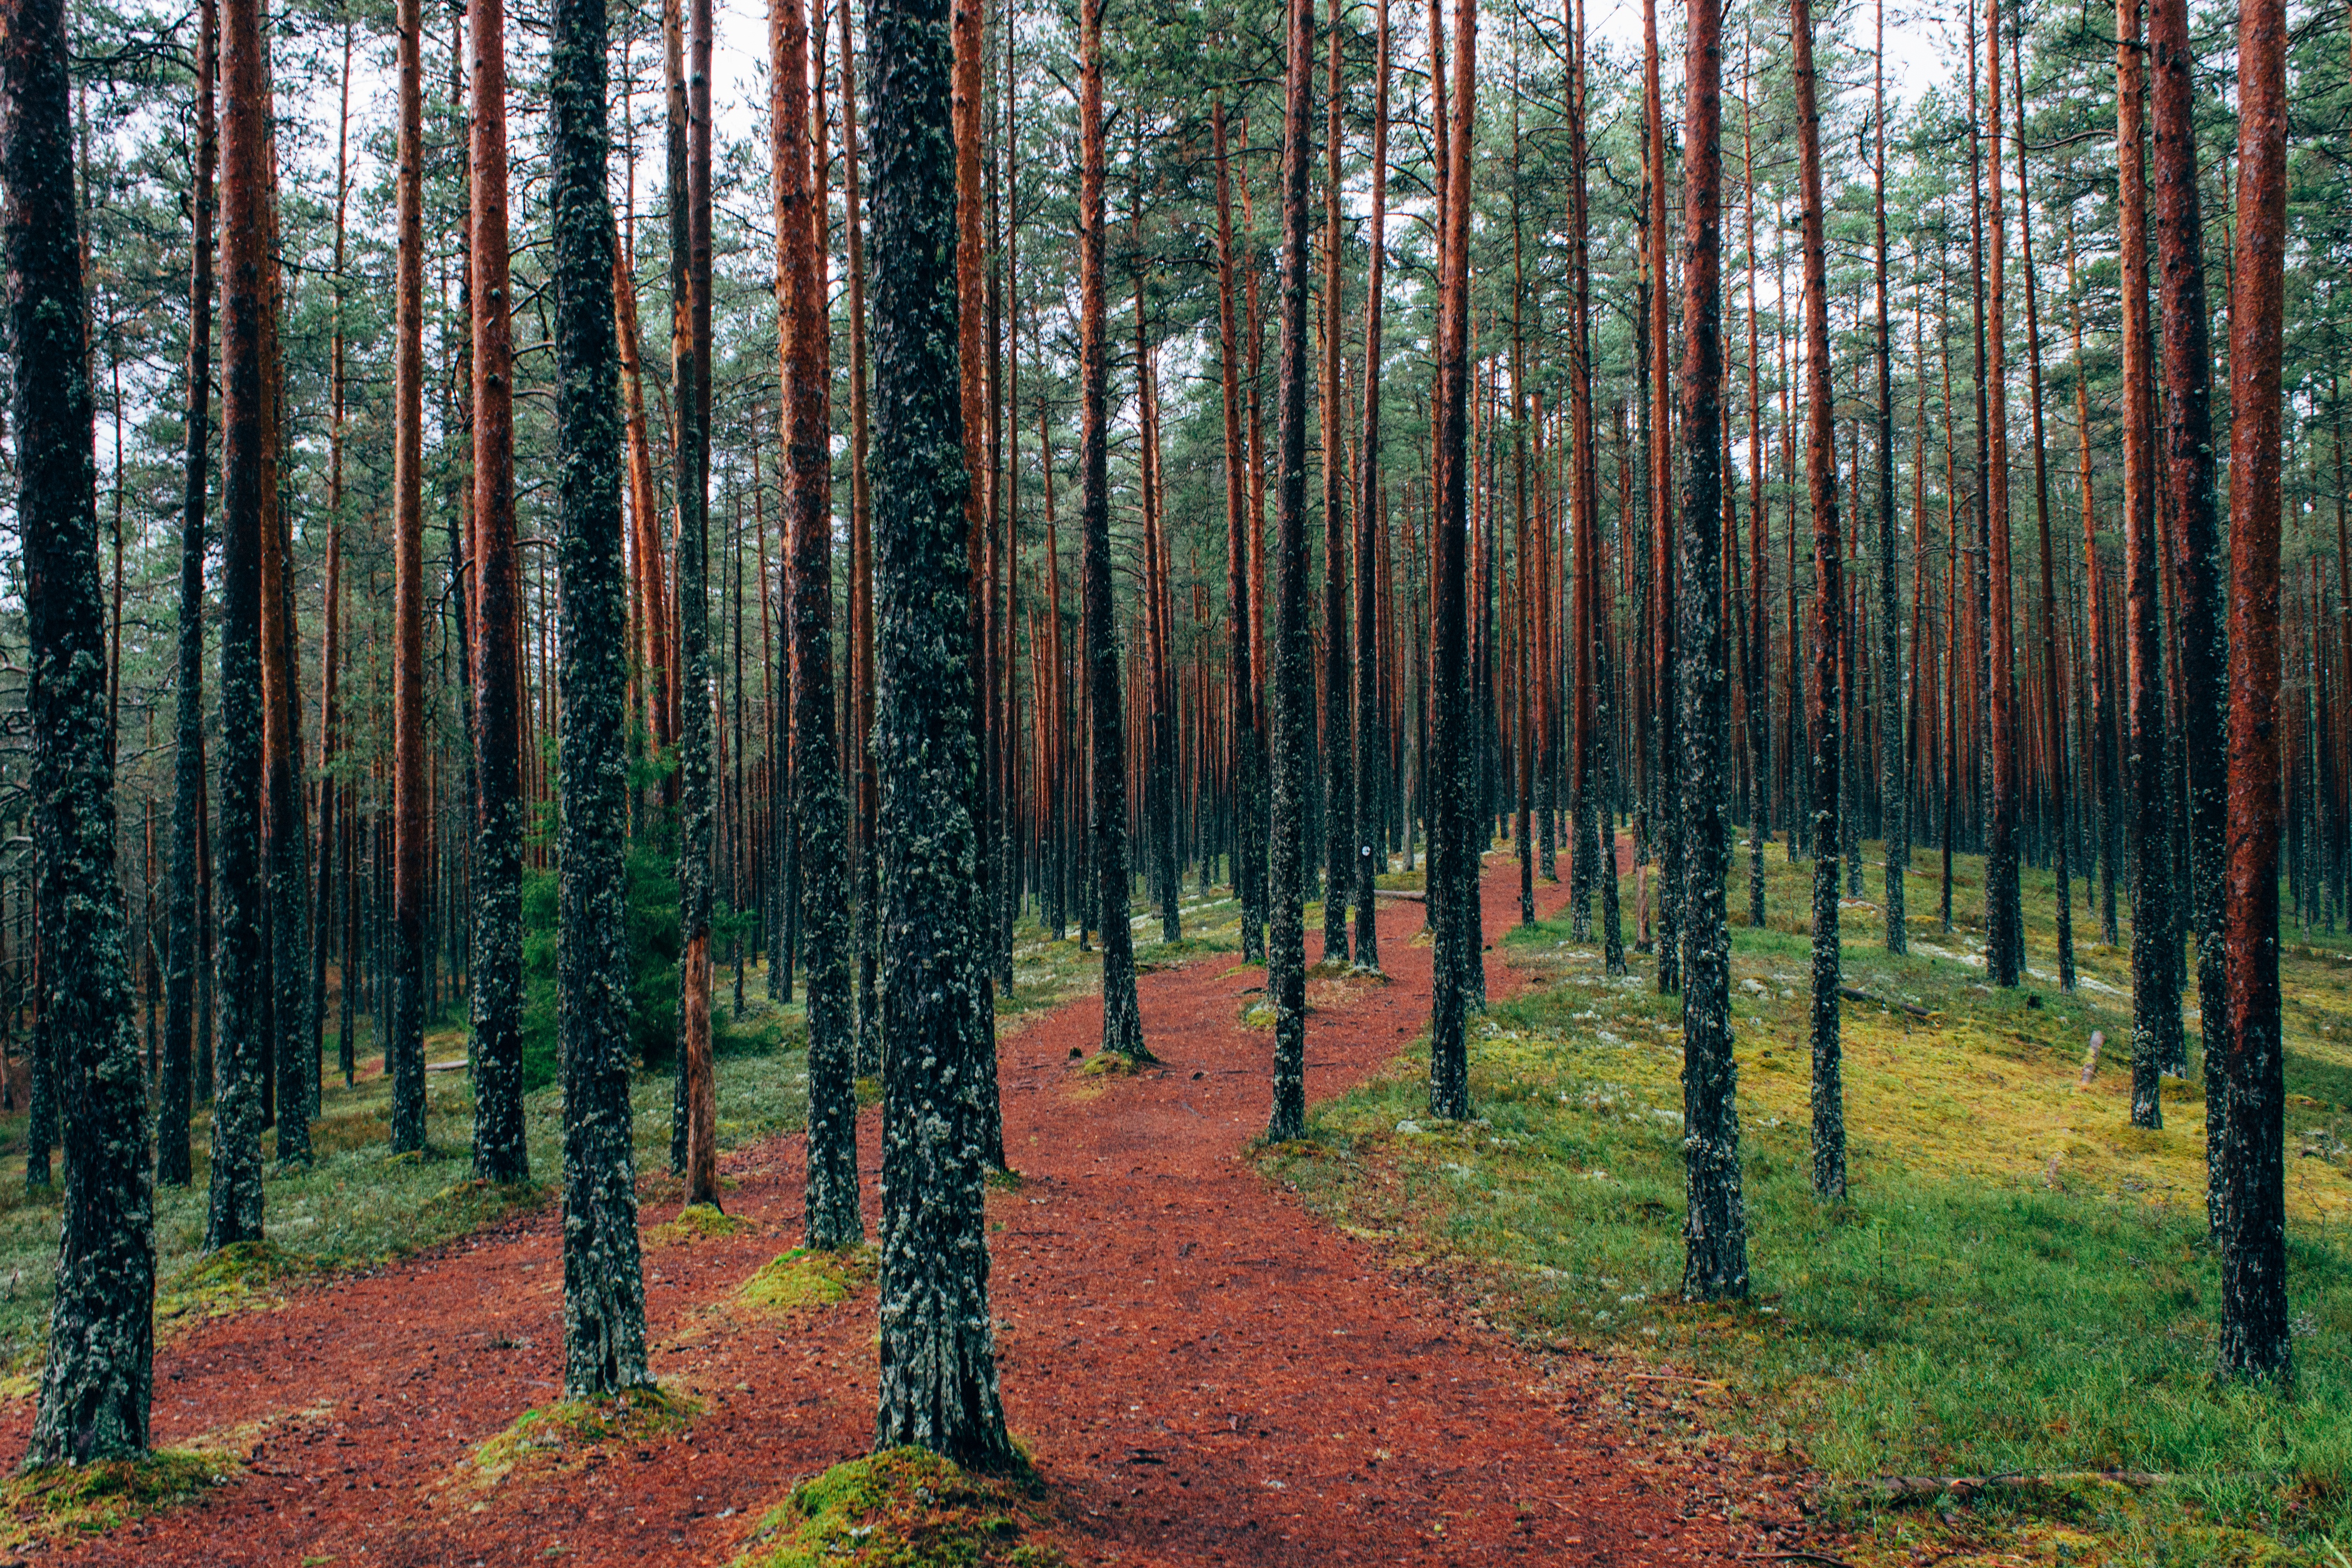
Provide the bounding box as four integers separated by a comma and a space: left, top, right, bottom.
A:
468, 0, 527, 1184
868, 0, 1014, 1464
7, 0, 156, 1461
388, 0, 429, 1156
550, 0, 650, 1400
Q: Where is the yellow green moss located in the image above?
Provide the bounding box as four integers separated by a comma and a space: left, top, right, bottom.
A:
738, 1246, 876, 1314
647, 1203, 753, 1247
728, 1446, 1058, 1568
455, 1385, 699, 1496
0, 1450, 237, 1552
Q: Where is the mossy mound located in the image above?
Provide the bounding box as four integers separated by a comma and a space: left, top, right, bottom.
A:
1076, 1050, 1155, 1078
0, 1450, 237, 1551
738, 1246, 876, 1314
731, 1447, 1060, 1568
647, 1202, 753, 1247
459, 1385, 699, 1494
155, 1239, 308, 1329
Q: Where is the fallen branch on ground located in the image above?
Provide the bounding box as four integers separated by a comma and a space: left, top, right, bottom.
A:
1834, 986, 1935, 1020
1869, 1469, 2171, 1499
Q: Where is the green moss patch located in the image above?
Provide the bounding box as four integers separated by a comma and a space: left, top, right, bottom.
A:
738, 1246, 877, 1314
1076, 1050, 1154, 1078
457, 1386, 699, 1495
154, 1240, 311, 1331
0, 1450, 238, 1551
647, 1203, 753, 1247
730, 1447, 1060, 1568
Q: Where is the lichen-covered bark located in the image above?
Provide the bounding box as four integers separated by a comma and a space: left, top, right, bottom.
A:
468, 0, 527, 1186
2149, 0, 2224, 1085
1352, 2, 1391, 978
1871, 0, 1904, 959
777, 0, 859, 1250
1268, 0, 1317, 1139
1319, 7, 1352, 970
550, 0, 650, 1400
2115, 0, 2178, 1129
2216, 0, 2290, 1382
1075, 0, 1145, 1063
1791, 0, 1846, 1205
1426, 0, 1478, 1123
205, 0, 268, 1248
5, 0, 157, 1459
867, 0, 1014, 1465
1676, 0, 1745, 1302
1981, 0, 2021, 993
161, 0, 216, 1192
1211, 104, 1265, 970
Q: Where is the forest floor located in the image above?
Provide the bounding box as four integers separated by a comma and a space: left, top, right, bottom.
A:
0, 851, 1815, 1567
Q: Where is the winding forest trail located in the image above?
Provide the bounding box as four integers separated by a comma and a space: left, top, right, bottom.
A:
20, 855, 1805, 1566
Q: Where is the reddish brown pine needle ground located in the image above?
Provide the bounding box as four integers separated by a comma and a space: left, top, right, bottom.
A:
15, 855, 1806, 1565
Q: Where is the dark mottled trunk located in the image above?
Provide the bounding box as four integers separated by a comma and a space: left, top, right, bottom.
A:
1982, 0, 2021, 990
778, 0, 858, 1248
2116, 0, 2177, 1127
6, 0, 156, 1459
2216, 0, 2289, 1382
1426, 0, 1477, 1122
1676, 0, 1743, 1302
839, 0, 880, 1077
1212, 103, 1265, 968
1319, 7, 1351, 968
1644, 0, 1678, 997
468, 0, 526, 1184
205, 0, 268, 1246
867, 0, 1014, 1463
161, 0, 216, 1192
388, 0, 427, 1155
1873, 0, 1904, 957
2149, 0, 2223, 1083
1792, 0, 1846, 1204
1268, 0, 1318, 1138
550, 0, 649, 1399
1077, 0, 1144, 1062
1352, 0, 1391, 976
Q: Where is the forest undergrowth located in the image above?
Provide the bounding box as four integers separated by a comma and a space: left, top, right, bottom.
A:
1267, 837, 2352, 1568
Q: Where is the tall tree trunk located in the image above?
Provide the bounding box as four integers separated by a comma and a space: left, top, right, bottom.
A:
308, 14, 353, 1109
838, 0, 879, 1068
1644, 0, 1677, 995
1319, 5, 1352, 966
1676, 0, 1744, 1299
1983, 0, 2021, 987
1792, 0, 1846, 1203
388, 0, 428, 1155
469, 0, 527, 1184
868, 0, 1014, 1464
161, 0, 217, 1190
1873, 0, 1904, 955
667, 0, 718, 1197
1076, 0, 1145, 1063
2149, 0, 2223, 1083
206, 0, 268, 1244
779, 0, 859, 1247
1352, 0, 1391, 975
1212, 102, 1265, 967
2216, 0, 2290, 1381
1426, 0, 1477, 1122
7, 0, 156, 1459
2116, 0, 2177, 1127
1270, 0, 1318, 1135
550, 0, 650, 1399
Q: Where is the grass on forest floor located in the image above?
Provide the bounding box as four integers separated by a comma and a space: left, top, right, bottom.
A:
1264, 834, 2352, 1568
450, 1385, 702, 1498
728, 1446, 1060, 1568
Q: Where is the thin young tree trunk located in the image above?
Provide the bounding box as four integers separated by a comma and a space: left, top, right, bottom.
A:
388, 0, 428, 1155
6, 0, 156, 1458
2012, 23, 2069, 993
1352, 0, 1391, 975
778, 0, 859, 1246
1077, 0, 1145, 1062
1212, 102, 1265, 967
1644, 0, 1677, 996
2149, 0, 2223, 1081
161, 0, 217, 1190
868, 0, 1014, 1463
2216, 0, 2290, 1381
1873, 0, 1904, 955
1676, 0, 1745, 1299
468, 0, 527, 1184
1792, 0, 1846, 1203
550, 0, 650, 1399
1270, 0, 1319, 1135
2117, 0, 2177, 1126
2065, 217, 2118, 946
